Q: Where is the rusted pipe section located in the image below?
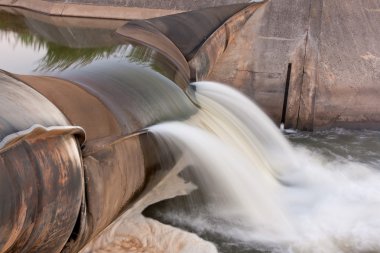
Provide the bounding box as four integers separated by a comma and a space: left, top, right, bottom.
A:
0, 3, 266, 252
0, 72, 85, 253
0, 48, 197, 251
0, 71, 184, 253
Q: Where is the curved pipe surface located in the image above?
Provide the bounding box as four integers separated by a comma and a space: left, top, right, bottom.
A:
0, 3, 266, 252
0, 73, 85, 253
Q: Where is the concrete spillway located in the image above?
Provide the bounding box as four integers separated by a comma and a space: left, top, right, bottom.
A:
0, 0, 380, 252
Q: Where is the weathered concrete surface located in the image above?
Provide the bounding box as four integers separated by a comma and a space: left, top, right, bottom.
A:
0, 0, 181, 19
208, 0, 380, 130
313, 0, 380, 130
189, 3, 264, 81
208, 0, 312, 127
0, 0, 255, 19
47, 0, 252, 11
80, 215, 218, 253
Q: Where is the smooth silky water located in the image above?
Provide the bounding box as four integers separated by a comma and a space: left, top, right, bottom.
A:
2, 8, 380, 253
0, 8, 194, 128
145, 82, 380, 253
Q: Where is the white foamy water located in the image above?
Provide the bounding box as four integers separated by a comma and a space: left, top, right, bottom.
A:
149, 81, 380, 253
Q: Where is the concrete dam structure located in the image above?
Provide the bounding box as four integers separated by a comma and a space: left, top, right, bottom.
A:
0, 0, 380, 252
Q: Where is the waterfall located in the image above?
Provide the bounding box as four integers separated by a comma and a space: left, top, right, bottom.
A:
148, 81, 380, 253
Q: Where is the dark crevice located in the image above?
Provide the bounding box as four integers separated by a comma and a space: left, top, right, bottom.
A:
296, 32, 310, 129
237, 69, 282, 75
296, 0, 313, 129
67, 205, 82, 242
224, 24, 230, 52
281, 63, 292, 126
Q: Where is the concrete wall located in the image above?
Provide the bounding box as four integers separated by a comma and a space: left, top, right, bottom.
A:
46, 0, 252, 11
208, 0, 311, 127
313, 0, 380, 130
208, 0, 380, 130
0, 0, 258, 19
0, 0, 181, 19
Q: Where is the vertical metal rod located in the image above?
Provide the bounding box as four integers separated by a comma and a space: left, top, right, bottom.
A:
281, 63, 292, 126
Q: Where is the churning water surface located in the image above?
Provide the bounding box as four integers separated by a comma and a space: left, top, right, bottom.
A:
146, 82, 380, 253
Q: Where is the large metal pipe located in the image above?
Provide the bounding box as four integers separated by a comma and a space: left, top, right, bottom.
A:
0, 72, 85, 253
0, 3, 263, 252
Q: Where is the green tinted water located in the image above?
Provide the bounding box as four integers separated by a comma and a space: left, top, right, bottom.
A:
0, 8, 185, 85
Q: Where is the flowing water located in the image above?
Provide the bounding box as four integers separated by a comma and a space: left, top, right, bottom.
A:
0, 8, 195, 134
145, 81, 380, 253
2, 8, 380, 253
